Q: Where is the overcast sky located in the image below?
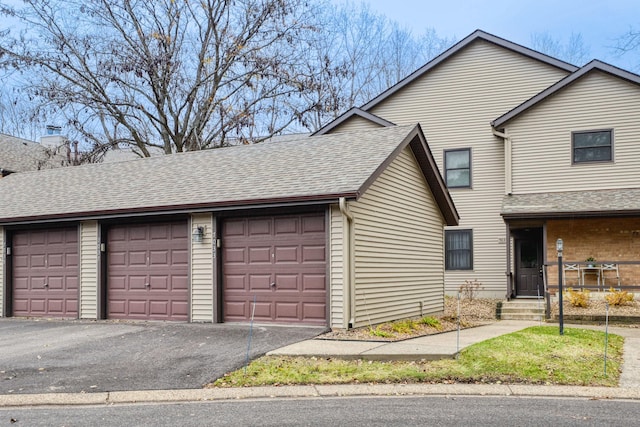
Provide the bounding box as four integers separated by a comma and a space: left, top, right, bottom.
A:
351, 0, 640, 70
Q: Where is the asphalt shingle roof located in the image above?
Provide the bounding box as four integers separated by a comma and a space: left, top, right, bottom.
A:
502, 189, 640, 218
0, 124, 433, 223
0, 133, 49, 173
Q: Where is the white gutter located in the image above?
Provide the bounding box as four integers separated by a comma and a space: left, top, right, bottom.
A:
339, 197, 356, 328
492, 129, 512, 195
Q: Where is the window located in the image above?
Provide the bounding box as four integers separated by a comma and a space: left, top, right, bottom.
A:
572, 130, 612, 163
445, 229, 473, 270
444, 148, 471, 188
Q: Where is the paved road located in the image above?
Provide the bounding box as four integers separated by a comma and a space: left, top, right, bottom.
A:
0, 319, 325, 394
2, 395, 640, 426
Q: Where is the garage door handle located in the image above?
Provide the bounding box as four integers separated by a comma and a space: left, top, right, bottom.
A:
43, 283, 48, 288
144, 283, 150, 288
270, 282, 276, 288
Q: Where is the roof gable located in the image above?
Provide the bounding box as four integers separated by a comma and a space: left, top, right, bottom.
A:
315, 30, 578, 135
360, 30, 578, 113
0, 124, 458, 225
492, 60, 640, 128
313, 108, 395, 136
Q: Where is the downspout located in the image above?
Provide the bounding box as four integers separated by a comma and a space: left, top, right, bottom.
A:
339, 197, 356, 329
493, 129, 513, 300
492, 128, 512, 196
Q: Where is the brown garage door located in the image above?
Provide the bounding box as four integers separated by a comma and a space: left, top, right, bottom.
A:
107, 221, 189, 321
222, 213, 327, 325
12, 227, 79, 318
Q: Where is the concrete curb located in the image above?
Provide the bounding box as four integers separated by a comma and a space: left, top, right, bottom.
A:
1, 384, 640, 407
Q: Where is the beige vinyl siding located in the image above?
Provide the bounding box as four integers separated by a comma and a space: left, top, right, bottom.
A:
508, 71, 640, 193
349, 146, 445, 327
367, 40, 569, 297
0, 226, 3, 317
79, 221, 99, 319
191, 213, 214, 322
329, 205, 346, 329
330, 116, 385, 133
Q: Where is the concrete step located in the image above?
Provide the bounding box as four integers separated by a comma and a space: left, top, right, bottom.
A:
501, 313, 545, 321
499, 299, 546, 321
501, 307, 545, 315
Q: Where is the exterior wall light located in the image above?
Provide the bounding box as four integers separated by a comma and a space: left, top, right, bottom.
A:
192, 225, 205, 243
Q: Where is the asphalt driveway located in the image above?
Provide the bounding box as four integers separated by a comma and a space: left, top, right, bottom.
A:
0, 319, 326, 395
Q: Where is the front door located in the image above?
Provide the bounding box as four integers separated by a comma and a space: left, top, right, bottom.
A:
514, 229, 543, 297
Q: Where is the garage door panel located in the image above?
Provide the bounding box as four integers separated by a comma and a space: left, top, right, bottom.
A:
149, 275, 168, 290
225, 275, 246, 290
223, 247, 246, 264
249, 274, 271, 290
128, 300, 148, 315
47, 299, 65, 314
109, 300, 127, 316
248, 219, 271, 236
171, 275, 188, 291
253, 302, 272, 319
149, 250, 169, 266
223, 213, 327, 325
149, 225, 169, 240
302, 274, 326, 291
12, 227, 79, 318
171, 301, 188, 317
302, 216, 325, 233
107, 221, 188, 321
273, 274, 298, 290
149, 301, 169, 316
30, 254, 46, 268
29, 299, 46, 313
224, 301, 246, 318
249, 247, 271, 263
302, 303, 326, 321
302, 246, 326, 263
223, 220, 245, 237
129, 251, 147, 266
171, 249, 188, 266
274, 217, 297, 234
275, 302, 299, 321
13, 254, 29, 268
274, 246, 298, 263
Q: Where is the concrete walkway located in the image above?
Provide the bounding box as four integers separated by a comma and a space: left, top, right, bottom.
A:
267, 320, 539, 360
2, 321, 640, 407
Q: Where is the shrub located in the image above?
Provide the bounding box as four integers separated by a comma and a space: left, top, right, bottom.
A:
565, 288, 590, 308
369, 326, 393, 338
419, 316, 442, 330
459, 279, 482, 300
390, 319, 418, 334
605, 288, 634, 306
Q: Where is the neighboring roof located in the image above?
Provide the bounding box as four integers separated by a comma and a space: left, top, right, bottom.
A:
0, 124, 458, 225
501, 189, 640, 219
359, 29, 578, 113
0, 133, 49, 173
313, 108, 395, 136
492, 60, 640, 128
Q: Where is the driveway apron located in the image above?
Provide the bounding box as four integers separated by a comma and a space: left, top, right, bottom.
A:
0, 319, 325, 394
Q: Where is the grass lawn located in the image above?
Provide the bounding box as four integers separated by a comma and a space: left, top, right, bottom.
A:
210, 326, 624, 388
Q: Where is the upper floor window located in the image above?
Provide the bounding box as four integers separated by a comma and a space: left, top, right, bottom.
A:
444, 148, 471, 188
572, 130, 612, 164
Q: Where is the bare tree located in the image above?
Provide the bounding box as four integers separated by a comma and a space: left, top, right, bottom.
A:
0, 0, 327, 155
530, 32, 590, 66
299, 1, 454, 130
614, 27, 640, 70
